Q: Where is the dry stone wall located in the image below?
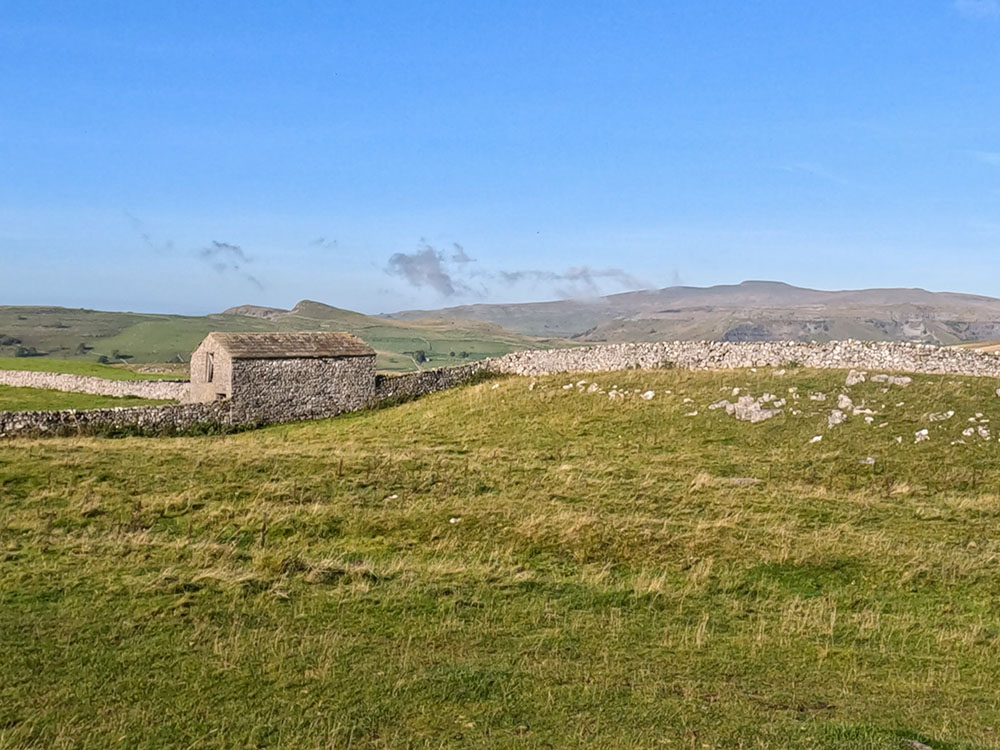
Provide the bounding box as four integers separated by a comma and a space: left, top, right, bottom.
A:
487, 341, 1000, 379
6, 341, 1000, 438
0, 402, 231, 438
375, 361, 489, 402
0, 370, 188, 401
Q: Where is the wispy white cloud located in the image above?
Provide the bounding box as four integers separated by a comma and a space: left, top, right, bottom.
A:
968, 150, 1000, 166
774, 162, 855, 188
955, 0, 1000, 19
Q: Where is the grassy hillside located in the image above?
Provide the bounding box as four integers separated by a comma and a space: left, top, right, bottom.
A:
389, 280, 1000, 344
3, 368, 1000, 747
0, 385, 170, 411
0, 302, 567, 373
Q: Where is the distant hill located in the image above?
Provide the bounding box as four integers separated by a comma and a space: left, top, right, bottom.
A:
0, 301, 565, 372
385, 280, 1000, 344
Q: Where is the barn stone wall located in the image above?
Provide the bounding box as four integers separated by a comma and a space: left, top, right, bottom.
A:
229, 355, 377, 423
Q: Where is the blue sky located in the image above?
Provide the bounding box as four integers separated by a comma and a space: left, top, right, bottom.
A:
2, 1, 1000, 315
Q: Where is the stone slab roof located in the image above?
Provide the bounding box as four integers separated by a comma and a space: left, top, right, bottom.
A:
205, 331, 375, 359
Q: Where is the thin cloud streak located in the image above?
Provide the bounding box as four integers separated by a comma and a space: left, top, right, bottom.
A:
198, 241, 263, 290
955, 0, 1000, 18
385, 241, 651, 300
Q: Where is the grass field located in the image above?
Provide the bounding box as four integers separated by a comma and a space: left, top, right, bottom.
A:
0, 385, 171, 410
3, 368, 1000, 748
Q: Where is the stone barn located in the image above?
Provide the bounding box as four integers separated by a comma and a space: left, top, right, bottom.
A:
188, 332, 377, 420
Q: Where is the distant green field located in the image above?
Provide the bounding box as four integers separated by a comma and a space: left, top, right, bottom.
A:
3, 368, 1000, 747
0, 357, 180, 380
0, 302, 568, 372
0, 385, 170, 410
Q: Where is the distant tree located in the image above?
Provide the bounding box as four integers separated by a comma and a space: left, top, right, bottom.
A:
449, 351, 456, 357
97, 355, 110, 364
14, 345, 40, 358
413, 350, 427, 363
0, 334, 21, 346
74, 343, 91, 355
459, 351, 469, 358
111, 349, 133, 361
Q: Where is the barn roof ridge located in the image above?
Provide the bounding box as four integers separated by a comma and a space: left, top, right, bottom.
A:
204, 331, 374, 359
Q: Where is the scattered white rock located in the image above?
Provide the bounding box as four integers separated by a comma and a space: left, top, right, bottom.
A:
877, 422, 889, 428
888, 376, 913, 387
491, 383, 500, 389
810, 392, 827, 401
725, 395, 783, 423
708, 400, 730, 410
684, 410, 699, 417
837, 394, 854, 411
996, 388, 1000, 398
859, 457, 876, 465
978, 426, 992, 440
828, 410, 847, 427
731, 387, 741, 396
640, 390, 655, 400
915, 429, 930, 443
809, 435, 823, 444
895, 436, 903, 444
864, 416, 875, 423
928, 410, 955, 422
773, 399, 786, 408
760, 393, 775, 403
845, 369, 867, 386
964, 428, 976, 437
449, 517, 462, 524
871, 374, 888, 383
528, 381, 536, 391
562, 384, 574, 390
788, 387, 798, 394
683, 397, 694, 404
587, 383, 600, 393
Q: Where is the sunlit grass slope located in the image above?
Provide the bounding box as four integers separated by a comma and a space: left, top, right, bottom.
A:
3, 368, 1000, 748
0, 385, 170, 410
